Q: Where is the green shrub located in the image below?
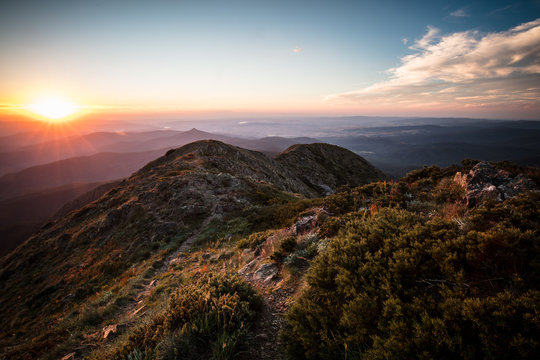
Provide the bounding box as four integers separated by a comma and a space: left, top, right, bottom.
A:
282, 197, 540, 359
127, 348, 152, 360
284, 234, 320, 267
318, 211, 368, 238
271, 236, 297, 263
323, 182, 405, 217
236, 230, 272, 250
100, 273, 262, 360
433, 177, 465, 204
246, 199, 322, 231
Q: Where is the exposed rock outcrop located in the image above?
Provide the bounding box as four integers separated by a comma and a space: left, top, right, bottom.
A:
454, 162, 538, 207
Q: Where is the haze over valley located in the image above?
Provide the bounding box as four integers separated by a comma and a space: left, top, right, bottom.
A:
1, 116, 539, 256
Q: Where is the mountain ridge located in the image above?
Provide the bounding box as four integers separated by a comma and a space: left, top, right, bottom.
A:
0, 145, 538, 360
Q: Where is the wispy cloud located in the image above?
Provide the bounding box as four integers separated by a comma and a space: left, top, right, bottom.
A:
489, 5, 512, 16
293, 46, 303, 53
325, 19, 540, 116
450, 8, 468, 17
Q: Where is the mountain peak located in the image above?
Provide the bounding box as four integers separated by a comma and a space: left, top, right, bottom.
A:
275, 142, 387, 195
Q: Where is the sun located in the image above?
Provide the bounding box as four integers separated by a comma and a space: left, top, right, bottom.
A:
26, 97, 80, 121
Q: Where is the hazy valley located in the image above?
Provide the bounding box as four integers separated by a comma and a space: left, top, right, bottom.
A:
2, 117, 539, 257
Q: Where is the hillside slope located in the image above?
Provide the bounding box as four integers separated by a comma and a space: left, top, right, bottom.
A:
0, 181, 118, 257
1, 144, 537, 360
276, 143, 387, 194
0, 150, 165, 200
0, 140, 381, 359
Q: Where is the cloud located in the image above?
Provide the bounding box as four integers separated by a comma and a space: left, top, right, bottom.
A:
410, 25, 439, 50
402, 38, 408, 45
450, 8, 468, 17
325, 19, 540, 116
488, 5, 512, 16
293, 46, 303, 53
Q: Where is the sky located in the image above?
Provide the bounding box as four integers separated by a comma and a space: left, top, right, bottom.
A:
1, 0, 539, 120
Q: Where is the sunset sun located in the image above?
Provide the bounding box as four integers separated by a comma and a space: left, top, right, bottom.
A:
26, 97, 80, 121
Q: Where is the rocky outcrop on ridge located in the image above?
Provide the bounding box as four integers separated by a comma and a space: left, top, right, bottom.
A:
454, 161, 538, 207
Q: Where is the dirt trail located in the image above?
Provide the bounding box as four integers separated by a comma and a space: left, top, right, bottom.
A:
123, 201, 220, 319
239, 276, 295, 359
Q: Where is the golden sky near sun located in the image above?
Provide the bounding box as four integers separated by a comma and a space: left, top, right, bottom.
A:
1, 2, 539, 120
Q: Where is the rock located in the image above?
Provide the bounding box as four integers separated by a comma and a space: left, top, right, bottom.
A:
60, 352, 76, 360
130, 305, 146, 316
254, 263, 279, 282
293, 214, 318, 235
454, 162, 537, 207
103, 324, 118, 339
317, 183, 333, 196
238, 258, 259, 275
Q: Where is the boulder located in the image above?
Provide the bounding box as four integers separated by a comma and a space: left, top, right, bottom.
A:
454, 162, 537, 207
293, 214, 318, 235
254, 263, 280, 282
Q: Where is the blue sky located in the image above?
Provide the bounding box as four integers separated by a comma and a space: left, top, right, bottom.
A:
1, 0, 539, 119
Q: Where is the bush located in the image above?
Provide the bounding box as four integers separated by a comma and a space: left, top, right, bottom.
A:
247, 199, 322, 231
271, 236, 297, 263
318, 211, 368, 238
323, 183, 406, 217
282, 198, 540, 359
100, 273, 262, 360
236, 230, 272, 250
433, 177, 465, 204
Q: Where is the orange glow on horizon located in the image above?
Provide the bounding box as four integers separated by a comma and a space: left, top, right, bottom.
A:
25, 96, 81, 122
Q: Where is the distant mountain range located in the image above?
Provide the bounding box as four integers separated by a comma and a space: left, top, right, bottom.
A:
0, 128, 319, 176
1, 119, 539, 257
322, 122, 540, 177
